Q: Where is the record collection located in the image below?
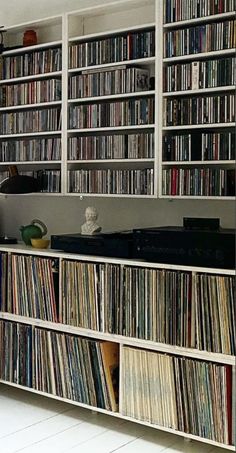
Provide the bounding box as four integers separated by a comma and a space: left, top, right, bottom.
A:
60, 260, 236, 355
0, 320, 119, 411
121, 346, 233, 445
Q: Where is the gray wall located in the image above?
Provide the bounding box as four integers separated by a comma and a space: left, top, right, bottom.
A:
0, 1, 234, 239
2, 195, 234, 239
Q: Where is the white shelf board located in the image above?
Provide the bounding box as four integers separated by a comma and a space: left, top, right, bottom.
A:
163, 49, 235, 63
163, 123, 235, 131
0, 71, 62, 85
0, 312, 235, 365
68, 125, 155, 133
2, 40, 62, 57
163, 86, 235, 97
163, 11, 236, 29
67, 192, 155, 198
0, 380, 234, 451
0, 131, 61, 139
68, 57, 155, 73
67, 158, 155, 163
162, 160, 235, 166
0, 243, 234, 275
161, 195, 235, 200
68, 91, 155, 103
3, 14, 62, 33
69, 22, 156, 42
0, 160, 62, 166
0, 192, 63, 197
0, 101, 62, 112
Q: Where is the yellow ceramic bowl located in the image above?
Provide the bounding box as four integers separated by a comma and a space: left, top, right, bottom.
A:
31, 238, 50, 249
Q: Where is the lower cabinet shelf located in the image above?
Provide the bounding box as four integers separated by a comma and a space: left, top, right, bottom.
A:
0, 246, 235, 450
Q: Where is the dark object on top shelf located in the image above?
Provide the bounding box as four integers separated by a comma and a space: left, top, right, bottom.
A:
183, 217, 220, 231
51, 231, 133, 258
133, 222, 235, 269
0, 236, 17, 244
0, 166, 41, 194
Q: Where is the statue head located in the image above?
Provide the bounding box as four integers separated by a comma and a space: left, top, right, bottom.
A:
85, 206, 98, 222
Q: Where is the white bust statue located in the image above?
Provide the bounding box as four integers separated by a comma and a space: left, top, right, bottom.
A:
81, 206, 102, 235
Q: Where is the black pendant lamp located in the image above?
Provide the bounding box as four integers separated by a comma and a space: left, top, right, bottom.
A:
0, 166, 41, 194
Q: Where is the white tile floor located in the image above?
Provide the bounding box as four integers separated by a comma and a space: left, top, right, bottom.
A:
0, 385, 228, 453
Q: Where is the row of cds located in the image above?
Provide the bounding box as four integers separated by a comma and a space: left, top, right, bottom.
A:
69, 98, 154, 129
163, 94, 235, 126
0, 108, 61, 134
164, 20, 235, 58
163, 132, 235, 161
69, 29, 155, 68
122, 347, 233, 445
69, 67, 150, 98
61, 261, 235, 355
0, 138, 61, 162
163, 57, 236, 92
0, 320, 119, 411
68, 133, 154, 160
162, 168, 235, 197
1, 47, 62, 80
68, 169, 154, 195
164, 0, 235, 23
0, 79, 61, 106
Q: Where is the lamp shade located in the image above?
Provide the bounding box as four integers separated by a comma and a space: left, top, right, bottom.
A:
0, 166, 41, 194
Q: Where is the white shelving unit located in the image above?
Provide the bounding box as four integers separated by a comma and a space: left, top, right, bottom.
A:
0, 0, 234, 198
66, 1, 156, 197
160, 5, 236, 199
0, 243, 235, 450
0, 15, 63, 193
